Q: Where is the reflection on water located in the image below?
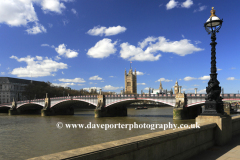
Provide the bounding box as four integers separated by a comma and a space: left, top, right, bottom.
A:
0, 107, 196, 160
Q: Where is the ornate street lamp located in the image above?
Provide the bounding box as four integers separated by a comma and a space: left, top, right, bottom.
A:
202, 7, 224, 115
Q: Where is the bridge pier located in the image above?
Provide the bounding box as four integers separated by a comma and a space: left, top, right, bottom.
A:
173, 93, 188, 120
173, 108, 188, 120
95, 106, 127, 118
8, 108, 19, 115
8, 98, 19, 115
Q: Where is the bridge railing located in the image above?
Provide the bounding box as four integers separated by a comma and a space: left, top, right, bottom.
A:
105, 94, 176, 98
0, 102, 11, 106
185, 94, 240, 98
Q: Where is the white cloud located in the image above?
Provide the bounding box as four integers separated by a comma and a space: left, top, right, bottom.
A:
62, 19, 69, 25
109, 76, 115, 78
105, 26, 127, 36
55, 44, 78, 58
48, 23, 53, 28
1, 72, 5, 75
103, 85, 120, 90
198, 89, 206, 94
156, 78, 172, 82
52, 83, 75, 88
144, 87, 150, 90
87, 25, 126, 36
182, 34, 185, 38
166, 0, 178, 10
120, 36, 203, 61
54, 56, 61, 60
227, 77, 237, 80
87, 38, 117, 58
87, 26, 106, 36
89, 75, 103, 80
182, 88, 187, 92
62, 71, 64, 74
0, 0, 74, 34
83, 87, 101, 90
0, 0, 38, 26
40, 0, 66, 14
181, 0, 193, 8
10, 55, 67, 77
198, 75, 210, 80
136, 71, 144, 75
58, 78, 85, 83
193, 84, 199, 86
41, 44, 49, 47
194, 5, 207, 12
26, 22, 47, 34
185, 88, 194, 91
120, 42, 161, 61
217, 68, 222, 71
137, 83, 146, 85
231, 67, 236, 69
195, 40, 201, 44
71, 8, 77, 15
183, 76, 197, 81
138, 37, 157, 49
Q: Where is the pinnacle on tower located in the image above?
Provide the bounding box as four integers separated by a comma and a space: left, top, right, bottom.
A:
159, 80, 163, 90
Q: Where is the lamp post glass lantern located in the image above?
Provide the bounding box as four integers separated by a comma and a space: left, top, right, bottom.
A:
202, 7, 224, 115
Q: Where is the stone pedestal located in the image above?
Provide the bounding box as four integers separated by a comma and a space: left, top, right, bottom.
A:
196, 115, 232, 146
223, 102, 231, 115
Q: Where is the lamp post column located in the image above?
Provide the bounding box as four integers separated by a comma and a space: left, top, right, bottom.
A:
203, 32, 224, 115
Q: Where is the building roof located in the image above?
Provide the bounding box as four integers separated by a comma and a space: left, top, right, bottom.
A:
0, 77, 43, 84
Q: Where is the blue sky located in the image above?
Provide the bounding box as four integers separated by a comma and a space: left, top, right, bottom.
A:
0, 0, 239, 94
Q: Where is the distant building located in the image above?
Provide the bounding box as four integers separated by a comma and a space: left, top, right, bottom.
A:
89, 88, 97, 94
0, 77, 43, 103
152, 80, 173, 94
125, 68, 137, 94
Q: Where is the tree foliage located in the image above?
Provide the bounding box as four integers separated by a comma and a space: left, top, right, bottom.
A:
22, 81, 115, 100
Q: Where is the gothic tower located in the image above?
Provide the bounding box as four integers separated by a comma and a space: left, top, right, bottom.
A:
159, 80, 163, 90
125, 68, 137, 94
174, 79, 179, 94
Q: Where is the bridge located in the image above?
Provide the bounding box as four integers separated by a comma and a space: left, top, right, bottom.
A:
0, 93, 239, 119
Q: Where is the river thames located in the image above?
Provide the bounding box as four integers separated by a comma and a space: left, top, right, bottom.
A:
0, 107, 201, 159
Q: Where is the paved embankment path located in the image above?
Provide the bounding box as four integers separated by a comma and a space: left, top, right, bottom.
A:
188, 135, 240, 160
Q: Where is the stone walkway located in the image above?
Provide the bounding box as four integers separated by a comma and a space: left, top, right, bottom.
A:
188, 135, 240, 160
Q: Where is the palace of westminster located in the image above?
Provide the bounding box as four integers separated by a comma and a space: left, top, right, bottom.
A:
0, 68, 179, 103
123, 68, 174, 95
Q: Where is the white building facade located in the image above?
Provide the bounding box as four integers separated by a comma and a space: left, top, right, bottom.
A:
0, 77, 42, 104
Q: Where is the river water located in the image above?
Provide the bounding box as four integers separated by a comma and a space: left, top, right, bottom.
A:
0, 107, 215, 159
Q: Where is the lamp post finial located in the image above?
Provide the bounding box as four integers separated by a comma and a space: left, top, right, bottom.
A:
210, 7, 216, 18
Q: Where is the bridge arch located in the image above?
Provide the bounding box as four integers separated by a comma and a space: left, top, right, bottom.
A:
106, 98, 175, 108
15, 103, 44, 114
50, 99, 97, 108
17, 102, 44, 109
0, 105, 11, 113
